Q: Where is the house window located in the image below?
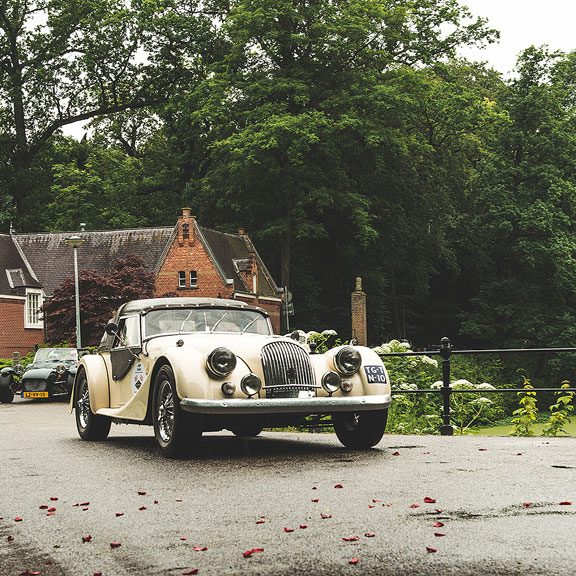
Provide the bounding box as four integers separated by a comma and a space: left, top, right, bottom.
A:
178, 271, 186, 288
190, 271, 198, 288
25, 290, 43, 329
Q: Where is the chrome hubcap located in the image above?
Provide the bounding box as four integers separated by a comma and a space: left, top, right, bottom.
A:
157, 379, 174, 443
77, 379, 90, 429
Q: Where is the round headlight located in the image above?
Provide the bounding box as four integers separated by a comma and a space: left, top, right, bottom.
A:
241, 373, 262, 397
322, 371, 341, 394
207, 347, 237, 378
56, 364, 66, 375
334, 347, 361, 375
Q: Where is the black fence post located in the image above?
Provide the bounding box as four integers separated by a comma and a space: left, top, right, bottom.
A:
440, 337, 453, 436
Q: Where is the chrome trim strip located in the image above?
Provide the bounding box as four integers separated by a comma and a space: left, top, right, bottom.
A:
180, 394, 392, 415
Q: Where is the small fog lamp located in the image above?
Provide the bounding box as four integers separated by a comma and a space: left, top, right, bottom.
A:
322, 371, 342, 394
241, 374, 262, 397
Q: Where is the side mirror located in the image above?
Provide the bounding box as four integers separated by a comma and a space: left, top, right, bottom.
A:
105, 321, 119, 336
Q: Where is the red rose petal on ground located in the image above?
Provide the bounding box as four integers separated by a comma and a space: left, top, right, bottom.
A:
392, 451, 400, 456
434, 509, 444, 514
46, 512, 55, 517
82, 507, 89, 511
138, 491, 147, 496
182, 570, 199, 575
255, 520, 265, 524
110, 541, 122, 549
243, 548, 264, 558
80, 502, 90, 506
434, 532, 446, 537
283, 527, 295, 533
311, 499, 319, 503
312, 486, 317, 490
342, 536, 360, 542
180, 537, 187, 541
176, 499, 183, 502
372, 499, 382, 503
139, 506, 147, 511
39, 505, 48, 510
82, 535, 92, 543
522, 502, 532, 508
299, 524, 308, 529
14, 517, 23, 522
192, 546, 208, 552
154, 500, 159, 504
433, 522, 444, 528
50, 497, 58, 501
426, 546, 438, 553
516, 453, 523, 456
93, 572, 102, 576
368, 505, 375, 509
479, 448, 487, 451
334, 484, 344, 489
559, 501, 572, 505
115, 512, 124, 517
423, 497, 436, 504
47, 507, 56, 513
7, 535, 14, 542
364, 532, 376, 538
409, 504, 420, 509
349, 558, 360, 565
321, 513, 332, 519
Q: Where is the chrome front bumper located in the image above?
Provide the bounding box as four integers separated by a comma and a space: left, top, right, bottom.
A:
180, 394, 392, 415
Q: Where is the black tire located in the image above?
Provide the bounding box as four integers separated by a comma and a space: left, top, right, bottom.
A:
0, 383, 14, 403
153, 365, 202, 457
231, 424, 263, 438
75, 370, 111, 440
333, 409, 388, 449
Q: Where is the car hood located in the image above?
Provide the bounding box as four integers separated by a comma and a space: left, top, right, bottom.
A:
145, 333, 306, 366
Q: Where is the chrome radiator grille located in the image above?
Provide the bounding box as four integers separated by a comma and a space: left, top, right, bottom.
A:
262, 341, 315, 398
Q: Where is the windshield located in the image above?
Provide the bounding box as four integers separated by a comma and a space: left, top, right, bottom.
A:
143, 307, 271, 338
34, 348, 78, 363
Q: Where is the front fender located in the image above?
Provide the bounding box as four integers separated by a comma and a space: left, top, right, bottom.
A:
69, 355, 110, 414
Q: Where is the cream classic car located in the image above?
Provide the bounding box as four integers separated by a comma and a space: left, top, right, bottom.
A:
72, 297, 392, 457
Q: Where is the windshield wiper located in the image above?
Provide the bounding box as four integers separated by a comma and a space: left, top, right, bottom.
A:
179, 310, 194, 333
241, 317, 259, 334
211, 312, 228, 333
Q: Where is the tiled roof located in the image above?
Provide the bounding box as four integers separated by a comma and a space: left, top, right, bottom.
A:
0, 234, 41, 296
14, 227, 175, 297
198, 226, 280, 297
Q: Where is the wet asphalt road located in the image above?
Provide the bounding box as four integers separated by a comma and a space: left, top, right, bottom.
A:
1, 398, 576, 576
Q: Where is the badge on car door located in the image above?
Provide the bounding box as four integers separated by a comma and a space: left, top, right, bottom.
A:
364, 365, 387, 384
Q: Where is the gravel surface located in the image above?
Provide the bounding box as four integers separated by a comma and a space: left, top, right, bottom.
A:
1, 398, 575, 576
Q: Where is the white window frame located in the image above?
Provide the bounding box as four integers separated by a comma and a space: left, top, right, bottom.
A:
25, 289, 43, 329
190, 270, 198, 288
178, 271, 186, 288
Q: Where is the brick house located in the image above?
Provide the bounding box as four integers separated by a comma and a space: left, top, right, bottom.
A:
0, 209, 282, 356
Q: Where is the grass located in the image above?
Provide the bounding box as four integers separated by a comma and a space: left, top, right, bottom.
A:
472, 414, 576, 437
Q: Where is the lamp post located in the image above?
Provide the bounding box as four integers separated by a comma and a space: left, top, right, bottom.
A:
65, 235, 85, 349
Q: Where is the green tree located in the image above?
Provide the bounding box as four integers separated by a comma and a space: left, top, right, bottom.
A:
461, 48, 576, 349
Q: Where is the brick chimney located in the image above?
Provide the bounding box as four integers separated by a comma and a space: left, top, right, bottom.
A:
351, 277, 367, 346
178, 207, 195, 246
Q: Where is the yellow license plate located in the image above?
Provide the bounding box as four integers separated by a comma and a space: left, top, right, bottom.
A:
23, 391, 49, 399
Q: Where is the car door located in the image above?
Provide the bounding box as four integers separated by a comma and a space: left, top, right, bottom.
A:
109, 314, 143, 407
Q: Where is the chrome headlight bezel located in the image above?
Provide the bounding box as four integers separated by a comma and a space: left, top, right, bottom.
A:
240, 373, 262, 397
206, 347, 237, 378
334, 346, 362, 376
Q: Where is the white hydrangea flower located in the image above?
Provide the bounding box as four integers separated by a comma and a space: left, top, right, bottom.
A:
321, 329, 338, 336
452, 379, 473, 388
477, 382, 495, 390
421, 356, 438, 368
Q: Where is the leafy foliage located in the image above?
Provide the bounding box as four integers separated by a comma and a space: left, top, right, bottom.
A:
42, 255, 154, 346
510, 378, 539, 436
542, 381, 575, 436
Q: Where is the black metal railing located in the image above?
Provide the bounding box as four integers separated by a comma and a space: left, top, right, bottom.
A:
379, 337, 576, 435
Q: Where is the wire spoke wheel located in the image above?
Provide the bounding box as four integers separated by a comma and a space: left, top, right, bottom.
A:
157, 379, 175, 444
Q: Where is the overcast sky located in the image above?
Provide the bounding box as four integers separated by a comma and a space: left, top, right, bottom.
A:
460, 0, 576, 75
